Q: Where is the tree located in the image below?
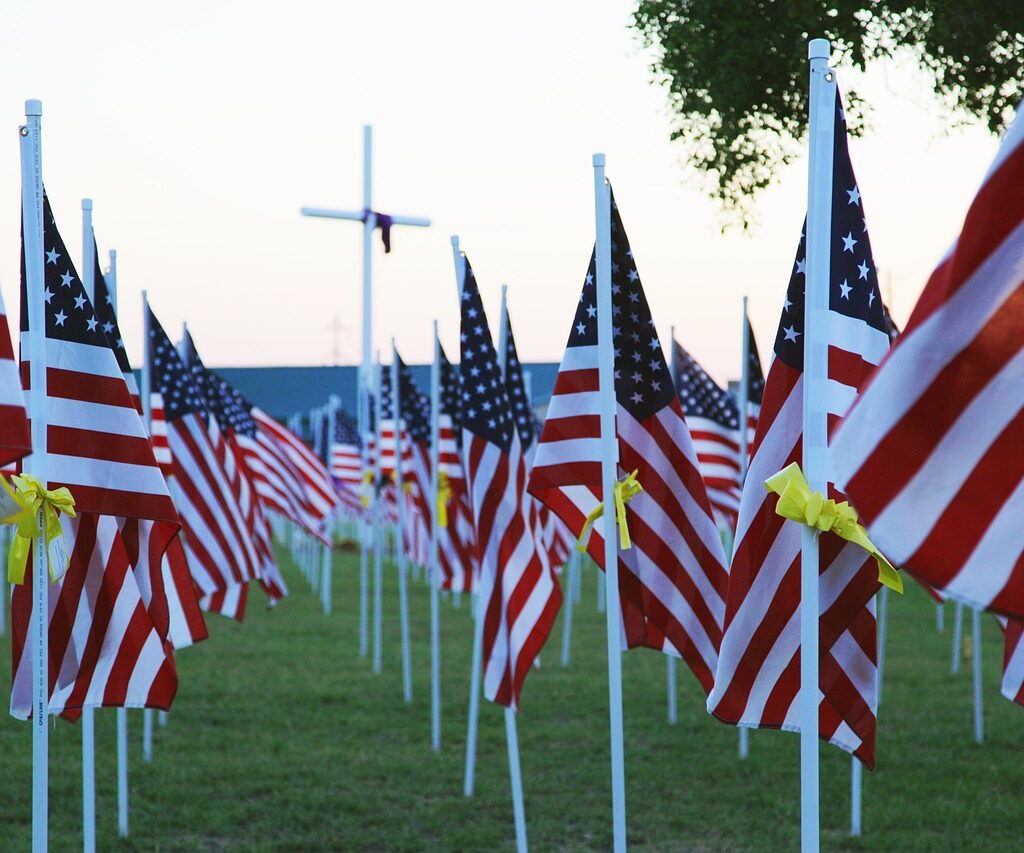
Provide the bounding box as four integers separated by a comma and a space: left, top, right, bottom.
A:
632, 1, 1023, 224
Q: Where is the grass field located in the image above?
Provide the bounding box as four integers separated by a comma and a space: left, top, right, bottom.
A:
1, 546, 1022, 851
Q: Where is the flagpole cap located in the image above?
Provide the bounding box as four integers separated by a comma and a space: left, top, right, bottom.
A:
25, 99, 42, 116
450, 235, 460, 248
82, 198, 93, 211
592, 153, 606, 167
109, 249, 117, 261
808, 38, 830, 60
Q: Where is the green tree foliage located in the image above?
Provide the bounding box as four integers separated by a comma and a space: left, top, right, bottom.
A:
632, 1, 1023, 224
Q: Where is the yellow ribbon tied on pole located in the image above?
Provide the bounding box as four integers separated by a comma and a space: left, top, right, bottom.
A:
765, 462, 902, 594
576, 470, 643, 553
3, 474, 76, 585
436, 471, 452, 529
360, 470, 374, 508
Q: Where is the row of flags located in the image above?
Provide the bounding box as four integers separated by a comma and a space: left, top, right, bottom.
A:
305, 87, 1024, 788
9, 74, 1022, 847
9, 189, 343, 722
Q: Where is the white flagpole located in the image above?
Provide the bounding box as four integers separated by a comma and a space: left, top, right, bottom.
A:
972, 607, 984, 743
593, 152, 627, 853
738, 297, 751, 759
143, 708, 154, 763
876, 586, 890, 704
373, 357, 384, 674
597, 568, 606, 613
452, 237, 483, 799
21, 97, 50, 853
391, 342, 413, 704
429, 322, 442, 750
802, 38, 836, 853
301, 126, 431, 660
666, 325, 678, 725
850, 760, 862, 836
952, 601, 964, 673
80, 198, 97, 853
504, 706, 529, 853
560, 550, 578, 667
936, 602, 945, 632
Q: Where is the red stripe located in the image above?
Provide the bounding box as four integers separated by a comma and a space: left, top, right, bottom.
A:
846, 282, 1024, 522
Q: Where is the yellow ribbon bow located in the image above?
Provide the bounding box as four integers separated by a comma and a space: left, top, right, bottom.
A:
436, 471, 452, 529
765, 462, 902, 593
360, 470, 374, 508
576, 470, 644, 553
3, 474, 76, 585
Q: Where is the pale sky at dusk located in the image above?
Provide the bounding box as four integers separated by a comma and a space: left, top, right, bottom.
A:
0, 0, 1000, 387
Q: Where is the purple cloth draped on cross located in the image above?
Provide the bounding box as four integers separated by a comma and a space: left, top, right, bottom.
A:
362, 209, 394, 253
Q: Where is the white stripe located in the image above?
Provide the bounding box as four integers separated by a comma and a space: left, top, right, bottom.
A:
868, 346, 1024, 562
833, 218, 1024, 486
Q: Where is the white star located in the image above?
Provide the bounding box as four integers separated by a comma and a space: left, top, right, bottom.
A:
585, 272, 593, 286
60, 271, 73, 287
586, 304, 596, 318
795, 258, 806, 275
839, 280, 851, 299
841, 232, 857, 253
630, 391, 643, 404
575, 321, 587, 336
783, 325, 800, 343
868, 288, 876, 307
87, 317, 98, 332
43, 287, 54, 304
467, 307, 477, 318
857, 260, 870, 281
630, 371, 642, 383
74, 294, 86, 310
54, 309, 68, 327
783, 296, 793, 312
846, 186, 861, 206
46, 248, 60, 264
628, 268, 639, 282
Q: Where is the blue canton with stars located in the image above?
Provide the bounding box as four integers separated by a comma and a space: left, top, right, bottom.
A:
181, 331, 253, 435
334, 409, 360, 445
21, 195, 109, 350
459, 257, 515, 453
774, 93, 888, 371
439, 344, 461, 430
379, 362, 394, 421
672, 340, 740, 429
566, 191, 674, 421
396, 352, 430, 443
147, 307, 206, 422
744, 318, 766, 405
90, 235, 133, 373
503, 313, 539, 450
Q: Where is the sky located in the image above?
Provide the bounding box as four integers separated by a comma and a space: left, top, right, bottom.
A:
0, 0, 1000, 388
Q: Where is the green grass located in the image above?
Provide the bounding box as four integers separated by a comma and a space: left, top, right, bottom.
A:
1, 549, 1022, 851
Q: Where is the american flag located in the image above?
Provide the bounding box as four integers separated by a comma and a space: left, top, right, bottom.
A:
670, 333, 763, 533
244, 406, 330, 541
437, 344, 476, 592
831, 104, 1024, 618
0, 277, 30, 467
147, 306, 262, 618
11, 198, 181, 717
706, 94, 890, 767
329, 408, 363, 511
90, 236, 207, 650
395, 353, 433, 566
502, 308, 573, 569
181, 339, 288, 607
253, 400, 341, 531
528, 193, 728, 692
460, 257, 561, 708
